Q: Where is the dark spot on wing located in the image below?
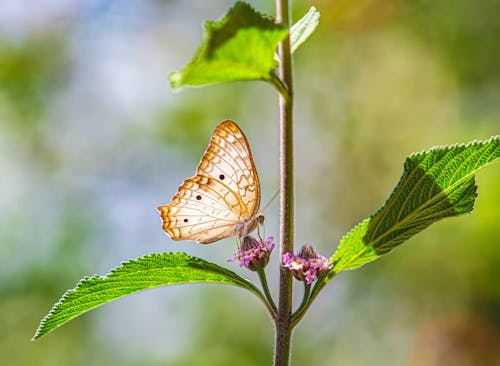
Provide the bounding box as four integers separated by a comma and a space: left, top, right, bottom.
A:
196, 195, 202, 200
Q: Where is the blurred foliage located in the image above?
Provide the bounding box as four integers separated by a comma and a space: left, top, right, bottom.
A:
151, 84, 247, 157
402, 0, 500, 87
171, 288, 274, 366
0, 35, 69, 131
1, 0, 499, 365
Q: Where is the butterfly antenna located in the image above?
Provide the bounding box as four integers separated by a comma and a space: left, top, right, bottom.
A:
262, 189, 279, 213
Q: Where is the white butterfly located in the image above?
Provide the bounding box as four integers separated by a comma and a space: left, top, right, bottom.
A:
157, 120, 263, 244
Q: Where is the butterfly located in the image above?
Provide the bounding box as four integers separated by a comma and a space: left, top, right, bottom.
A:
157, 120, 263, 244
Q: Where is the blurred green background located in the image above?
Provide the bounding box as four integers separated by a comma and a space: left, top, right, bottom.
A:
1, 0, 499, 365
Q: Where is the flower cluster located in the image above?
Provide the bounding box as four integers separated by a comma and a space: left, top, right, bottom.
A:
282, 244, 333, 284
228, 236, 275, 271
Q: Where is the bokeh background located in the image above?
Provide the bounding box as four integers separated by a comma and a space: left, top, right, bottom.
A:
1, 0, 499, 365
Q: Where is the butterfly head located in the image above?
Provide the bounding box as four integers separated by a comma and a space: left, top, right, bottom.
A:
256, 212, 265, 225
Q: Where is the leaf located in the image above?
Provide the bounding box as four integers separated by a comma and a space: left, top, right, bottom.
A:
329, 136, 500, 275
290, 7, 320, 53
33, 252, 262, 340
169, 1, 287, 88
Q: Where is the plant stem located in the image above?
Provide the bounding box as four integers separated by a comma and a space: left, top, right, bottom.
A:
291, 272, 337, 327
274, 0, 294, 365
291, 283, 311, 326
258, 269, 278, 316
242, 275, 278, 321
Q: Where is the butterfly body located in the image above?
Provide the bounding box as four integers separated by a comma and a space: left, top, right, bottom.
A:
158, 120, 263, 244
234, 215, 260, 238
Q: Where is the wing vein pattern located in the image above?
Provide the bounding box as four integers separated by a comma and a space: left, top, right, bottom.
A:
157, 120, 261, 244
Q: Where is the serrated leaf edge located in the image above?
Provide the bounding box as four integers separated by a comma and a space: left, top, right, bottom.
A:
33, 252, 254, 340
329, 135, 500, 274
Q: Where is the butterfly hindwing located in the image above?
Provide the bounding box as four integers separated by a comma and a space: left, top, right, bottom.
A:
158, 176, 243, 243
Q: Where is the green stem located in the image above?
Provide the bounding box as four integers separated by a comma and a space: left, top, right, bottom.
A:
258, 269, 278, 316
291, 282, 311, 326
274, 0, 294, 365
269, 72, 290, 103
240, 276, 278, 321
291, 273, 338, 327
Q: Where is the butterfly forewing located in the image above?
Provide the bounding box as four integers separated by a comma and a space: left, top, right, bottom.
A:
158, 120, 262, 244
197, 121, 261, 217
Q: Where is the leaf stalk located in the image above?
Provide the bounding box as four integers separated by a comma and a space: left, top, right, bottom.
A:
258, 269, 278, 317
269, 72, 290, 103
291, 282, 311, 327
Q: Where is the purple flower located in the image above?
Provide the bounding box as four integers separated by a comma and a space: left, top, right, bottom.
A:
228, 236, 275, 271
282, 244, 333, 284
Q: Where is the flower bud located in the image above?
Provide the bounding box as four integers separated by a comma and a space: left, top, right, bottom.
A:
241, 235, 260, 251
298, 244, 318, 259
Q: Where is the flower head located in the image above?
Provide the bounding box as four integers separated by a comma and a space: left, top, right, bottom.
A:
282, 244, 333, 284
228, 236, 274, 271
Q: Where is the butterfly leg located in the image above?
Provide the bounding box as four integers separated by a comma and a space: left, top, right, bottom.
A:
257, 221, 264, 242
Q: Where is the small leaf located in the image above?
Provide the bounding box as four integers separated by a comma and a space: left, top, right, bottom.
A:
33, 252, 262, 340
290, 7, 320, 53
169, 1, 287, 88
329, 136, 500, 276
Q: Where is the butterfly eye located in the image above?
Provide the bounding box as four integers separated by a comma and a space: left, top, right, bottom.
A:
196, 195, 202, 200
219, 174, 225, 180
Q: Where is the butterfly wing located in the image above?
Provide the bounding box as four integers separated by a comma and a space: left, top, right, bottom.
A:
196, 120, 261, 219
157, 120, 261, 244
158, 175, 245, 243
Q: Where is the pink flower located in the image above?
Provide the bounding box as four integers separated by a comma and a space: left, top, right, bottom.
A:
228, 236, 275, 271
282, 244, 333, 284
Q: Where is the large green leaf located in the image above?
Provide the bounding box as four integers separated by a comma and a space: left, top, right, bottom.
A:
33, 252, 263, 340
302, 136, 500, 309
169, 1, 287, 88
331, 136, 500, 275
